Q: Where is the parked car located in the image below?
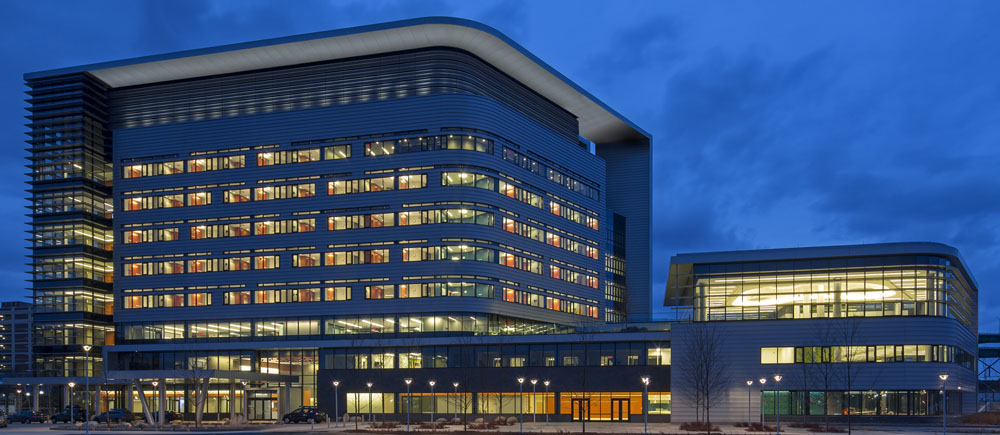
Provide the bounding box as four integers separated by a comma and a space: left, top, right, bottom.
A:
155, 410, 182, 423
7, 410, 49, 423
93, 408, 136, 423
51, 407, 87, 423
282, 406, 327, 423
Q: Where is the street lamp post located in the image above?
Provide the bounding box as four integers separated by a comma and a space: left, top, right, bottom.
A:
15, 389, 21, 413
68, 383, 76, 424
939, 374, 949, 435
758, 378, 767, 425
543, 381, 550, 424
641, 377, 650, 435
366, 382, 373, 425
332, 381, 340, 427
746, 380, 754, 425
83, 344, 91, 435
517, 377, 525, 435
404, 378, 413, 432
429, 380, 436, 426
240, 381, 247, 421
151, 381, 159, 426
452, 382, 459, 421
773, 375, 783, 435
530, 379, 538, 424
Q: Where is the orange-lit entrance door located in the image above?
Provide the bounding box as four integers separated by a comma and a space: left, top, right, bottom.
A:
611, 398, 629, 421
571, 398, 590, 421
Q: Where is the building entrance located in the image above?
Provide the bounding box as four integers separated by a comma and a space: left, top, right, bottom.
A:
611, 398, 630, 421
246, 389, 278, 421
571, 398, 590, 421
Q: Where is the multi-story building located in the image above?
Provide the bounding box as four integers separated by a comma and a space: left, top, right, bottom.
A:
21, 17, 652, 421
16, 17, 979, 426
667, 242, 978, 422
0, 301, 32, 377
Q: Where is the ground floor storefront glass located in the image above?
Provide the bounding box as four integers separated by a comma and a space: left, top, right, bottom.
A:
760, 390, 957, 416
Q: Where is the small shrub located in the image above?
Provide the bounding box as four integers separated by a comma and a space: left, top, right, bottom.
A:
680, 421, 721, 432
372, 421, 399, 429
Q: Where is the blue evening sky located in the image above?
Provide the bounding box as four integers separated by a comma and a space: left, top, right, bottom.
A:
2, 1, 998, 328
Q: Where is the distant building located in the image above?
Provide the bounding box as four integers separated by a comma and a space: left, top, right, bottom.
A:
0, 301, 32, 377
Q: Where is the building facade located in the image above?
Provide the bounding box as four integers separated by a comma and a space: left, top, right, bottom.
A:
16, 18, 980, 426
0, 301, 32, 377
667, 242, 978, 422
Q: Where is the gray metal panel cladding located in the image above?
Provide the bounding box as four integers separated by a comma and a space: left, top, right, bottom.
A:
107, 48, 580, 142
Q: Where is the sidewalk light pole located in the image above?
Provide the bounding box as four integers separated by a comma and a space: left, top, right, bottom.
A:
452, 382, 459, 420
68, 382, 76, 423
429, 380, 436, 425
151, 381, 159, 425
746, 380, 754, 424
758, 378, 767, 425
773, 374, 783, 435
939, 374, 949, 435
517, 377, 525, 435
366, 382, 373, 425
530, 379, 538, 423
331, 381, 340, 428
404, 378, 413, 432
641, 377, 650, 435
83, 344, 92, 435
543, 381, 550, 424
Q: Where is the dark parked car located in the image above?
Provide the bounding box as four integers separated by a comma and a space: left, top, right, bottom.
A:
51, 407, 87, 423
7, 410, 49, 423
93, 408, 136, 423
155, 410, 182, 423
282, 406, 327, 423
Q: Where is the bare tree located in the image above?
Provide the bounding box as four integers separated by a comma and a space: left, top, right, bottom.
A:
810, 321, 839, 432
835, 317, 864, 435
677, 322, 729, 431
184, 369, 212, 428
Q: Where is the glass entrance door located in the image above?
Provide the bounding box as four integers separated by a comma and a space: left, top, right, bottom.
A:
611, 398, 630, 421
571, 398, 590, 421
246, 389, 278, 421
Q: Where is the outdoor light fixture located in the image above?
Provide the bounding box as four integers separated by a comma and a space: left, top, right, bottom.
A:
404, 378, 413, 432
939, 374, 949, 435
517, 377, 525, 434
429, 380, 437, 424
773, 374, 783, 434
543, 381, 551, 423
641, 377, 650, 435
530, 379, 538, 423
332, 381, 341, 427
746, 380, 754, 424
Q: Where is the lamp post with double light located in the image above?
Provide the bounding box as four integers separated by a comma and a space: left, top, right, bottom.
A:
404, 378, 413, 432
773, 374, 783, 434
517, 377, 525, 435
746, 380, 754, 424
452, 382, 459, 421
641, 377, 650, 435
543, 381, 550, 424
758, 378, 767, 424
939, 374, 949, 435
83, 344, 91, 435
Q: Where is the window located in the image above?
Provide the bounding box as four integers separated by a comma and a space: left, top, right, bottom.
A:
255, 288, 321, 303
324, 144, 351, 160
402, 245, 494, 263
399, 174, 426, 190
257, 148, 320, 166
187, 155, 245, 172
122, 160, 185, 178
255, 218, 315, 235
224, 189, 251, 203
224, 291, 252, 305
325, 249, 389, 266
122, 228, 179, 244
328, 213, 395, 230
293, 253, 321, 267
365, 134, 493, 156
122, 194, 184, 211
498, 252, 543, 274
189, 223, 251, 240
187, 192, 211, 206
399, 209, 493, 226
255, 183, 315, 201
255, 255, 279, 270
326, 286, 351, 301
365, 285, 395, 299
328, 177, 395, 195
499, 180, 543, 208
442, 172, 494, 190
187, 293, 212, 307
761, 347, 795, 364
399, 282, 493, 299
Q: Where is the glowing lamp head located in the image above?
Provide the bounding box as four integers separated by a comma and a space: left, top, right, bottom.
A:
530, 379, 538, 386
366, 382, 373, 388
241, 381, 247, 386
746, 380, 754, 386
544, 381, 550, 387
453, 382, 459, 388
759, 378, 767, 385
404, 378, 413, 385
68, 382, 75, 389
429, 380, 436, 387
333, 381, 340, 387
151, 381, 159, 387
82, 345, 92, 352
939, 373, 949, 381
517, 377, 525, 384
641, 376, 650, 386
773, 374, 783, 382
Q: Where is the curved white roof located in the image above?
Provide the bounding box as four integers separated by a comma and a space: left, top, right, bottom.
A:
26, 17, 649, 144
